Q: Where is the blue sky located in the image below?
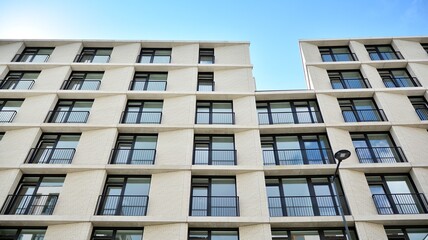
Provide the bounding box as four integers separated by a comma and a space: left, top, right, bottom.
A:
0, 0, 427, 90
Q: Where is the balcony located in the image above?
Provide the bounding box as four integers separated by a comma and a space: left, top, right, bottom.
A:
193, 149, 237, 165
109, 149, 156, 165
1, 194, 58, 215
96, 195, 149, 216
330, 77, 371, 89
382, 76, 422, 88
0, 110, 17, 123
0, 79, 35, 90
268, 195, 348, 217
190, 196, 240, 216
25, 148, 75, 164
263, 149, 334, 165
258, 111, 322, 125
342, 109, 387, 122
120, 111, 162, 124
372, 193, 428, 215
45, 111, 90, 123
196, 112, 235, 124
355, 147, 407, 163
12, 54, 50, 63
129, 80, 167, 91
61, 79, 101, 90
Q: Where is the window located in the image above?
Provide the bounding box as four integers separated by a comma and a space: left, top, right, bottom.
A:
45, 100, 93, 123
339, 99, 387, 122
138, 48, 171, 63
96, 176, 150, 216
271, 229, 358, 240
328, 70, 370, 89
386, 227, 428, 240
0, 132, 4, 141
422, 43, 428, 54
0, 71, 39, 90
199, 48, 215, 64
0, 99, 23, 123
110, 135, 157, 165
196, 101, 234, 124
13, 47, 53, 63
121, 100, 163, 124
367, 175, 428, 214
193, 135, 236, 165
0, 228, 46, 240
129, 72, 167, 91
197, 72, 214, 91
257, 100, 322, 124
75, 48, 112, 63
366, 45, 403, 60
261, 134, 333, 165
1, 175, 65, 215
351, 133, 407, 163
190, 177, 239, 216
62, 71, 103, 90
319, 46, 356, 62
25, 133, 80, 164
266, 176, 348, 217
409, 97, 428, 120
92, 228, 143, 240
378, 69, 421, 88
189, 229, 238, 240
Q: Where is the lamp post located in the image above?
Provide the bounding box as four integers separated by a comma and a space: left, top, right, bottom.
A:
331, 149, 352, 240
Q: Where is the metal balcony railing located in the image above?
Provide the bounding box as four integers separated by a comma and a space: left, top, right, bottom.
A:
263, 148, 335, 165
25, 148, 75, 164
61, 79, 101, 90
109, 149, 156, 165
0, 110, 17, 123
342, 109, 387, 122
369, 51, 404, 60
330, 77, 371, 89
120, 111, 162, 124
382, 77, 422, 88
267, 195, 349, 217
0, 79, 35, 90
129, 80, 167, 91
196, 112, 235, 124
258, 111, 323, 125
415, 108, 428, 120
45, 110, 90, 123
193, 149, 237, 165
321, 53, 358, 62
190, 196, 239, 216
135, 54, 171, 64
372, 193, 428, 215
1, 194, 58, 215
96, 195, 149, 216
74, 54, 111, 63
355, 147, 407, 163
12, 54, 50, 63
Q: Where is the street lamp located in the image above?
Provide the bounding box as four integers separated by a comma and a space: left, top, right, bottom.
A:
331, 149, 352, 240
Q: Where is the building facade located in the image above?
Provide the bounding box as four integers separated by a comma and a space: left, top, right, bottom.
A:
0, 37, 427, 240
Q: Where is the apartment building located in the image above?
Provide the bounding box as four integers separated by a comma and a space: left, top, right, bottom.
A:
0, 37, 427, 240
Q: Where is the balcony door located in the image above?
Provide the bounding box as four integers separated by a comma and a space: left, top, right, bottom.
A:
31, 134, 80, 164
351, 133, 401, 163
112, 135, 157, 164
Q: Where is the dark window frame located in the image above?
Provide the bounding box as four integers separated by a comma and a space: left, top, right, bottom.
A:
91, 227, 144, 240
385, 226, 428, 240
199, 48, 215, 64
45, 99, 93, 123
1, 71, 40, 90
338, 98, 387, 122
62, 71, 104, 90
422, 43, 428, 54
197, 72, 215, 91
0, 227, 47, 240
327, 69, 371, 89
271, 227, 358, 240
75, 48, 112, 63
129, 72, 168, 91
193, 134, 236, 165
256, 99, 323, 124
188, 228, 239, 240
378, 68, 421, 88
138, 48, 172, 63
121, 100, 163, 124
366, 44, 402, 60
110, 134, 158, 165
409, 96, 428, 120
14, 47, 54, 62
195, 100, 235, 124
318, 46, 357, 62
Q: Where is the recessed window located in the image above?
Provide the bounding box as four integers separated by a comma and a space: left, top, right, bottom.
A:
189, 229, 238, 240
129, 72, 167, 91
409, 96, 428, 120
319, 46, 356, 62
138, 48, 171, 63
193, 135, 236, 165
1, 175, 65, 215
62, 71, 103, 90
339, 98, 387, 122
1, 71, 39, 90
328, 70, 371, 89
0, 99, 23, 123
0, 132, 4, 141
110, 134, 158, 165
272, 229, 358, 240
199, 48, 215, 64
75, 48, 112, 63
0, 228, 46, 240
121, 100, 163, 124
257, 100, 322, 124
386, 227, 428, 240
378, 69, 421, 88
197, 72, 214, 91
196, 101, 234, 124
422, 43, 428, 54
13, 47, 54, 63
45, 100, 93, 123
366, 45, 403, 60
92, 228, 143, 240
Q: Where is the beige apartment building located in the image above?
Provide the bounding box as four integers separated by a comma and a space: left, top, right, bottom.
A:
0, 37, 427, 240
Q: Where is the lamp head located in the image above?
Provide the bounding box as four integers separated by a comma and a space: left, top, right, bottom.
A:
334, 149, 351, 161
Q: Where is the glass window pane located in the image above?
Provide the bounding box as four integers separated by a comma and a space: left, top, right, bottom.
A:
115, 230, 143, 240
124, 178, 150, 195
211, 178, 236, 196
